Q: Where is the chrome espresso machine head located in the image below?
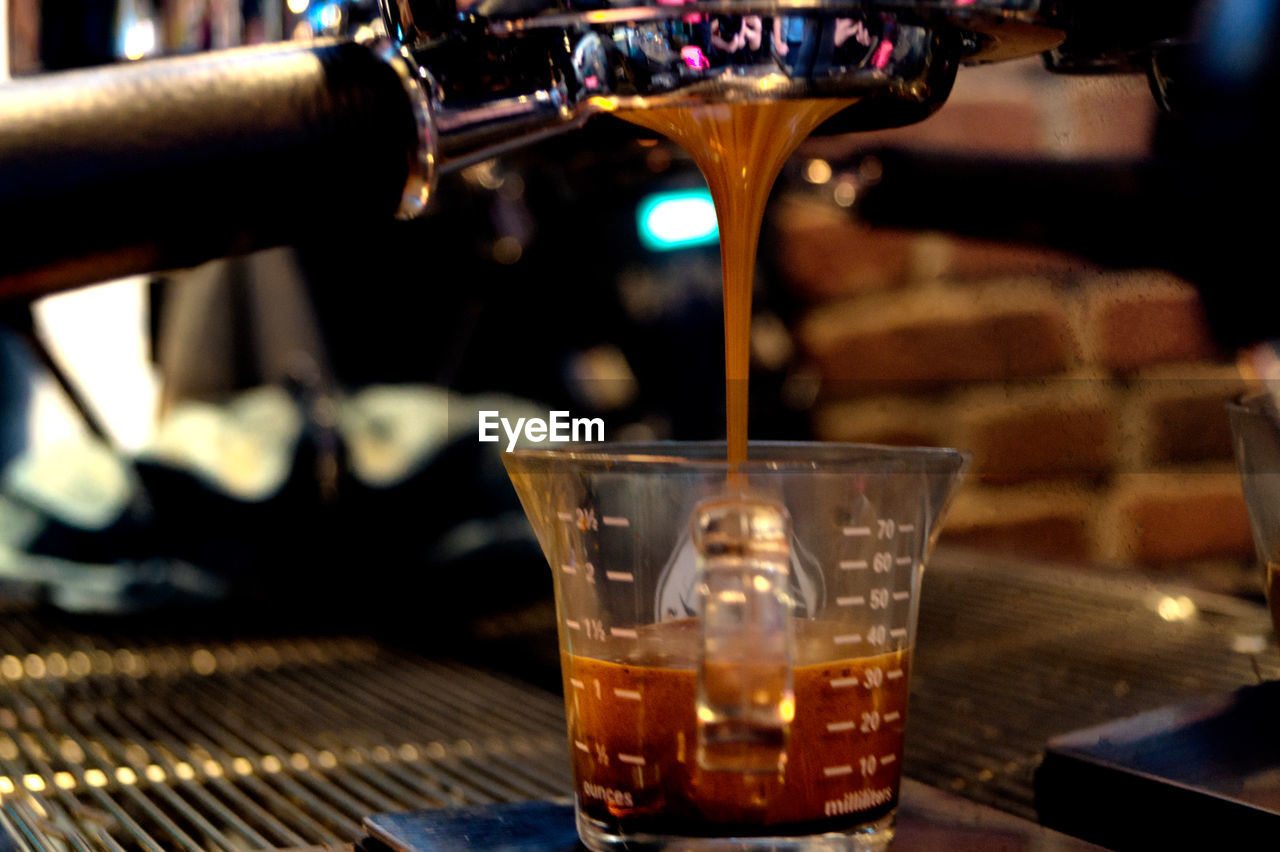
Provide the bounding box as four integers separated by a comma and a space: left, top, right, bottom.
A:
0, 0, 1223, 298
376, 0, 1069, 215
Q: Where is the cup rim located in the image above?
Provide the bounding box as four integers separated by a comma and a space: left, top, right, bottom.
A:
503, 440, 970, 474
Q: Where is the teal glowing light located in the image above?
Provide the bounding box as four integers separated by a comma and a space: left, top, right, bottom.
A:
637, 190, 719, 251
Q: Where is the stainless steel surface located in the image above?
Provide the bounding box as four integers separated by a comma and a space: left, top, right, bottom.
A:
908, 549, 1280, 821
0, 611, 570, 851
2, 552, 1276, 849
378, 0, 1067, 203
893, 778, 1103, 850
374, 41, 439, 220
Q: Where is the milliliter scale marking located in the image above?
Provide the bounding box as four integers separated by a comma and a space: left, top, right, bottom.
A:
825, 656, 908, 785
821, 512, 914, 786
838, 514, 917, 652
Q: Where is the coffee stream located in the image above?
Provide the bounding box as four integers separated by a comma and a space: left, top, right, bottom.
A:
561, 100, 912, 834
621, 100, 851, 473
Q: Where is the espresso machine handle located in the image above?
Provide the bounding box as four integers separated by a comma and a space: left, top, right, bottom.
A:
0, 39, 429, 301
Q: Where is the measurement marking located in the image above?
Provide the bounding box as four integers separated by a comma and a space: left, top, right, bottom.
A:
880, 754, 897, 765
892, 591, 911, 601
839, 560, 868, 570
883, 711, 901, 723
602, 516, 631, 527
561, 564, 576, 575
605, 571, 634, 583
823, 765, 854, 777
575, 741, 590, 753
895, 556, 912, 566
617, 754, 646, 766
886, 669, 904, 680
830, 677, 859, 688
557, 512, 574, 521
836, 596, 865, 607
889, 628, 908, 638
899, 524, 915, 533
609, 627, 638, 639
842, 526, 871, 537
833, 634, 862, 645
565, 620, 581, 631
614, 688, 642, 701
827, 721, 856, 732
570, 679, 584, 690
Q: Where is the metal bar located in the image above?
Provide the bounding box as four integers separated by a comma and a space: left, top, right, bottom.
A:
429, 660, 567, 726
53, 700, 208, 852
325, 661, 570, 795
3, 684, 168, 852
74, 655, 345, 845
419, 659, 567, 731
173, 674, 415, 817
11, 315, 114, 446
0, 728, 95, 852
21, 626, 325, 844
320, 658, 558, 752
243, 650, 569, 804
2, 800, 64, 852
163, 692, 368, 839
128, 696, 343, 844
228, 670, 463, 809
99, 697, 280, 849
283, 659, 568, 797
74, 718, 246, 852
112, 699, 309, 849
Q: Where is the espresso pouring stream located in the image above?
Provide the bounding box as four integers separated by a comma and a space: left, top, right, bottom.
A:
619, 98, 852, 472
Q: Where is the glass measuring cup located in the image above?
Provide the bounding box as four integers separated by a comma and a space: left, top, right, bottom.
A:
504, 442, 968, 851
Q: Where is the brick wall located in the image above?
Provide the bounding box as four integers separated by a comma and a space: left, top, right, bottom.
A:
776, 59, 1258, 594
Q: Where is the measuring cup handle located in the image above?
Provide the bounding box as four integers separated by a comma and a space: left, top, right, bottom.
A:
692, 495, 796, 775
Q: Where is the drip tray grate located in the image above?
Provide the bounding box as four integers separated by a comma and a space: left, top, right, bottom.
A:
905, 550, 1280, 821
0, 614, 570, 851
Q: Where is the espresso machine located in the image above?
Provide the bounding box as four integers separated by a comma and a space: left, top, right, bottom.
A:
0, 1, 1155, 296
2, 1, 1279, 850
3, 0, 1272, 341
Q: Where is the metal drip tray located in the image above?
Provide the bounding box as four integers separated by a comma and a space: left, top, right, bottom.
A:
0, 611, 570, 851
2, 551, 1277, 850
906, 550, 1280, 821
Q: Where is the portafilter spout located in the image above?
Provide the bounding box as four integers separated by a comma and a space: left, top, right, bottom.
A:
0, 1, 1065, 299
383, 0, 1067, 199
